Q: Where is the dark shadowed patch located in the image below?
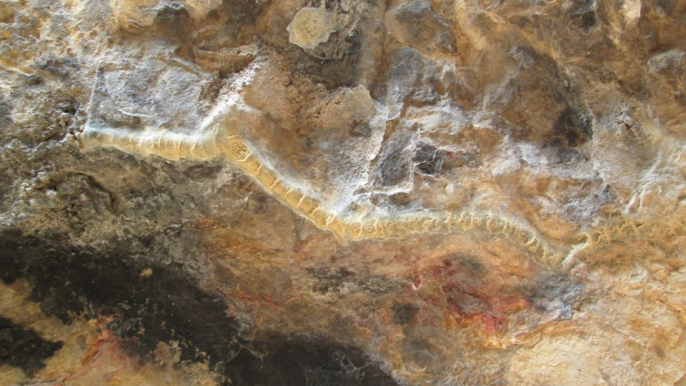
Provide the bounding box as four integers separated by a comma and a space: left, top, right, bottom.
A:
391, 302, 419, 325
0, 317, 63, 376
413, 143, 443, 176
502, 45, 573, 141
350, 121, 372, 138
36, 57, 81, 76
373, 125, 415, 188
567, 0, 597, 33
550, 107, 593, 147
0, 228, 27, 284
386, 47, 426, 111
572, 11, 597, 33
0, 229, 242, 368
215, 0, 269, 37
56, 99, 79, 116
0, 229, 399, 385
656, 0, 675, 13
183, 163, 225, 180
380, 149, 411, 186
0, 99, 12, 128
221, 336, 399, 386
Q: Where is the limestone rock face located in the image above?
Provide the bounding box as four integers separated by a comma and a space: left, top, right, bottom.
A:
1, 0, 685, 385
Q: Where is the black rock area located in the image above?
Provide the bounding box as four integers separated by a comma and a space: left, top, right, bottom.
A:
0, 228, 244, 365
221, 337, 399, 386
0, 317, 63, 376
0, 228, 399, 386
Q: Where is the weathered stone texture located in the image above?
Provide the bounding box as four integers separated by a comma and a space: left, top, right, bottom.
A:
1, 0, 685, 385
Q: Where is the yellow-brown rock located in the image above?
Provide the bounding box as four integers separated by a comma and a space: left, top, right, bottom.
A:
0, 0, 685, 385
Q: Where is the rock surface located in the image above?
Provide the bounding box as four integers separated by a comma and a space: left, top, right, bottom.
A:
0, 0, 685, 385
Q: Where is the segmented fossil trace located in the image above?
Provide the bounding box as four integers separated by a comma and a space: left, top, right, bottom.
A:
81, 68, 589, 271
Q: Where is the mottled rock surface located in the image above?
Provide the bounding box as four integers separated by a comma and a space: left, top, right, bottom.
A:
0, 0, 685, 385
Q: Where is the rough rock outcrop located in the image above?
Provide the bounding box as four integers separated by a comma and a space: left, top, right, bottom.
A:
1, 0, 685, 385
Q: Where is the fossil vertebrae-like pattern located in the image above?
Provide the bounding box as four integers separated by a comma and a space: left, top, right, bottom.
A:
80, 124, 578, 270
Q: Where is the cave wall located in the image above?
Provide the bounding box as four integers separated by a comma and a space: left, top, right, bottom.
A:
1, 0, 685, 385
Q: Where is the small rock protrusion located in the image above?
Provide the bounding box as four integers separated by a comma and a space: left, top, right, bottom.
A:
287, 6, 337, 52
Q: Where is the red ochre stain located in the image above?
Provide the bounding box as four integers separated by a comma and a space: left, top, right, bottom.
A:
442, 283, 530, 334
419, 254, 536, 334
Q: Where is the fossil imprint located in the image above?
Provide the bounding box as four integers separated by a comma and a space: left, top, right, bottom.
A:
80, 110, 589, 272
79, 64, 603, 271
82, 125, 573, 267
